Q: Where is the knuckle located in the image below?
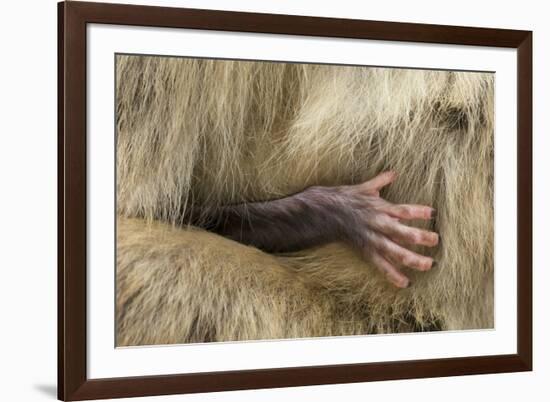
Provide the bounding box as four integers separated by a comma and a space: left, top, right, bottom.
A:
403, 206, 414, 218
408, 231, 422, 244
402, 255, 415, 267
372, 215, 389, 231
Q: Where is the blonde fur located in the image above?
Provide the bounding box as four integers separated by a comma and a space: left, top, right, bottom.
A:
116, 55, 494, 346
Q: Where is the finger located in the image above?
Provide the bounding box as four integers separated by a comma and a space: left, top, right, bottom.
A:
373, 215, 439, 247
360, 171, 397, 194
390, 225, 439, 247
371, 233, 434, 271
370, 252, 410, 289
383, 204, 436, 221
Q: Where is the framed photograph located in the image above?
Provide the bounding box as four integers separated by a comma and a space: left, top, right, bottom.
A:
58, 1, 532, 400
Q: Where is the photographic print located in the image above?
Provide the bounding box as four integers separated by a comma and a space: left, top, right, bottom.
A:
115, 55, 495, 347
59, 3, 532, 399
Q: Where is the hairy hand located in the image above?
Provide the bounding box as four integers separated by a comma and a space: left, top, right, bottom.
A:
322, 171, 439, 288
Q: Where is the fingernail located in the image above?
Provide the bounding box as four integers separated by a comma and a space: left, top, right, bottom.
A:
431, 209, 437, 219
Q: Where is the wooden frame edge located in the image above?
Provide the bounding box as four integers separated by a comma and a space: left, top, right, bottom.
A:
58, 1, 533, 400
66, 355, 531, 401
516, 31, 533, 371
57, 2, 65, 400
59, 1, 88, 399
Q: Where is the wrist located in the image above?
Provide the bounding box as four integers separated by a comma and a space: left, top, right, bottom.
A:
299, 185, 351, 241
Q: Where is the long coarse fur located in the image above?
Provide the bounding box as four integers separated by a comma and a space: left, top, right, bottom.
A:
115, 55, 494, 346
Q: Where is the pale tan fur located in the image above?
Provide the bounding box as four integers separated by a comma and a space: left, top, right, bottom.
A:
116, 55, 494, 346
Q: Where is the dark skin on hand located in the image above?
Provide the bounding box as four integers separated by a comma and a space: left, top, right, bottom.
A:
335, 171, 439, 288
203, 171, 439, 289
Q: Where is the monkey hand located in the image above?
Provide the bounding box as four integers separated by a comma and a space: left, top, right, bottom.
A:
323, 171, 439, 288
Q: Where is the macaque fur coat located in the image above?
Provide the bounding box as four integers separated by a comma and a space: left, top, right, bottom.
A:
116, 55, 494, 346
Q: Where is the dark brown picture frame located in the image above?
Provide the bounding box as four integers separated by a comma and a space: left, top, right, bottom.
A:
58, 1, 532, 400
